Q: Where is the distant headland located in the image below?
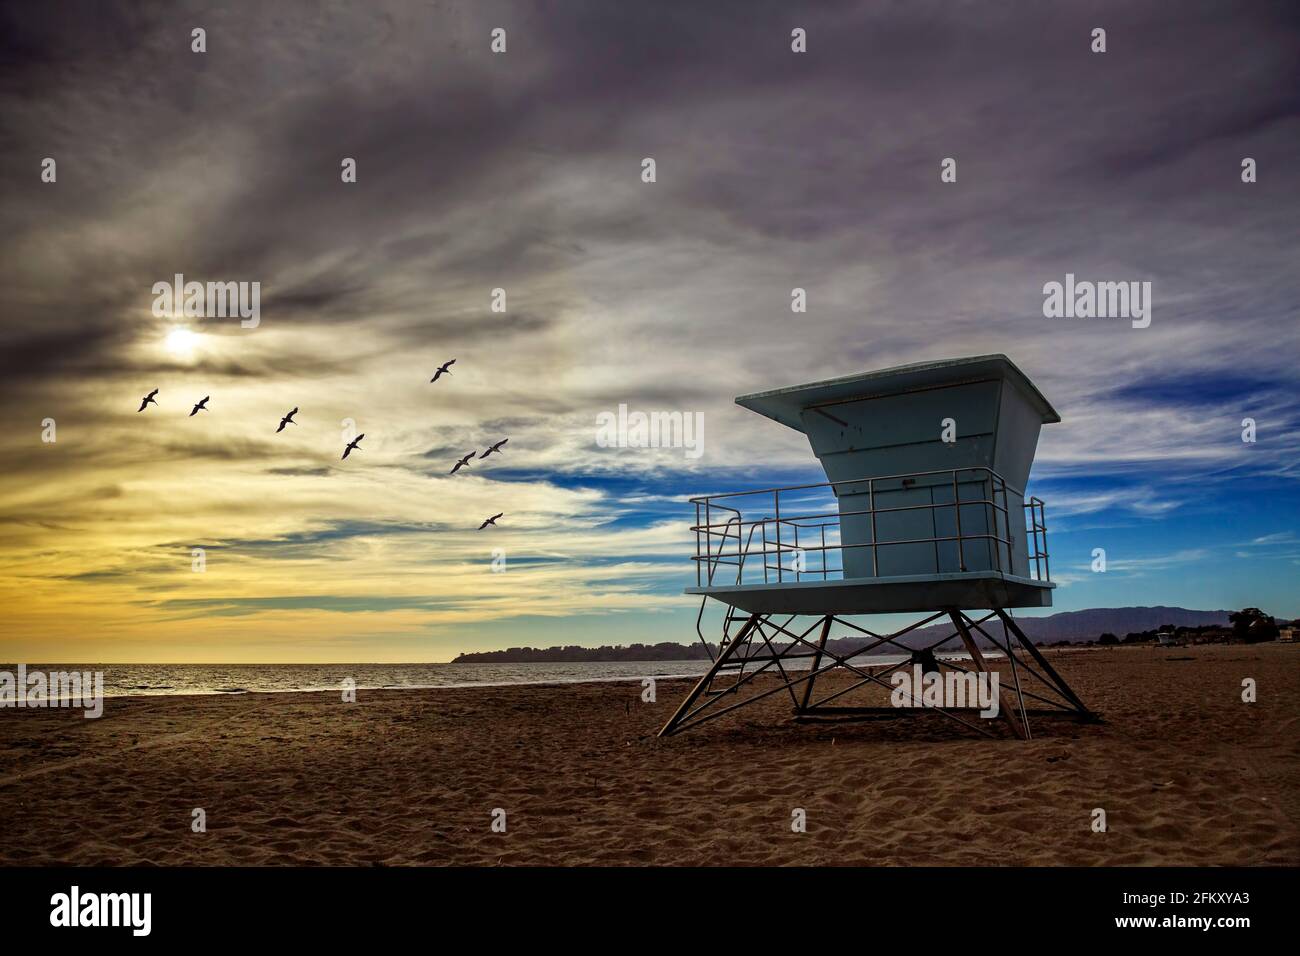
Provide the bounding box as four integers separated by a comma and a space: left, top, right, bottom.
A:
450, 606, 1293, 663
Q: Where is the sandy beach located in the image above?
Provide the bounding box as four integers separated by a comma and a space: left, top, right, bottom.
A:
1, 643, 1295, 866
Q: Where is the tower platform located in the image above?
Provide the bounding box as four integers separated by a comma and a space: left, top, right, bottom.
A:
689, 570, 1053, 617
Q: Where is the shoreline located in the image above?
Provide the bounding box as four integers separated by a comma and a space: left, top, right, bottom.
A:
2, 667, 716, 704
1, 646, 1072, 702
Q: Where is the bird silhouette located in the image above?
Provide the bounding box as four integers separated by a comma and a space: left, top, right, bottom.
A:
478, 512, 503, 530
276, 407, 298, 433
480, 438, 508, 459
342, 434, 364, 459
137, 389, 159, 412
189, 396, 210, 417
430, 359, 456, 383
450, 452, 475, 475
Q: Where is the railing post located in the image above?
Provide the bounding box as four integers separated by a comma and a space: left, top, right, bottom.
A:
990, 474, 1000, 572
792, 523, 800, 581
952, 469, 965, 571
774, 489, 782, 583
737, 514, 754, 586
1001, 477, 1011, 573
821, 525, 827, 581
695, 500, 701, 587
704, 500, 711, 583
1033, 501, 1041, 579
1028, 502, 1036, 579
932, 496, 941, 573
869, 478, 878, 576
1042, 501, 1050, 582
1025, 501, 1034, 579
988, 473, 997, 572
1037, 504, 1043, 579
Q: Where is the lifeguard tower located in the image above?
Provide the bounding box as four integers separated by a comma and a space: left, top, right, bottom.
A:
660, 355, 1095, 739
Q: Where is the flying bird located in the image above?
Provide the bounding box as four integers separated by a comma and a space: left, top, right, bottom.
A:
478, 513, 503, 530
430, 359, 456, 383
189, 396, 210, 417
277, 407, 298, 433
342, 434, 364, 459
480, 439, 508, 459
137, 389, 159, 412
450, 452, 475, 475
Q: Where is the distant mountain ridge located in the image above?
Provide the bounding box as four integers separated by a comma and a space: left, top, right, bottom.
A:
451, 606, 1233, 662
913, 606, 1232, 645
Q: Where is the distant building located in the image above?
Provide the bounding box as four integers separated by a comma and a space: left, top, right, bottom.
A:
1279, 626, 1296, 644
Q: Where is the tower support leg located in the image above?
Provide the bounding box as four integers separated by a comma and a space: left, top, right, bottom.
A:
658, 613, 760, 737
659, 606, 1098, 738
993, 609, 1094, 718
796, 616, 832, 714
948, 611, 1026, 739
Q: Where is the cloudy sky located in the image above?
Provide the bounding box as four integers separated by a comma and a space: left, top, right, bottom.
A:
1, 0, 1297, 662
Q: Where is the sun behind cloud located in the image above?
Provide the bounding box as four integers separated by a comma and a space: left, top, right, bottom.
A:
163, 326, 200, 360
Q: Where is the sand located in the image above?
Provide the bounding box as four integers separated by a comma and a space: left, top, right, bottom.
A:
0, 643, 1295, 866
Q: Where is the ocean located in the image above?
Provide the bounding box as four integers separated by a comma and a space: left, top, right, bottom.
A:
6, 653, 978, 699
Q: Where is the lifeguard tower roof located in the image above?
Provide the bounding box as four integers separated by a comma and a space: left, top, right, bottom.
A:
736, 354, 1060, 431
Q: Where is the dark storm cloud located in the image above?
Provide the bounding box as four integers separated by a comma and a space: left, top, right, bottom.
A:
1, 0, 1297, 479
0, 324, 126, 387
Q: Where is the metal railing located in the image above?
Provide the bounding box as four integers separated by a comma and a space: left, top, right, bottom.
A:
691, 466, 1050, 588
1025, 495, 1050, 582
